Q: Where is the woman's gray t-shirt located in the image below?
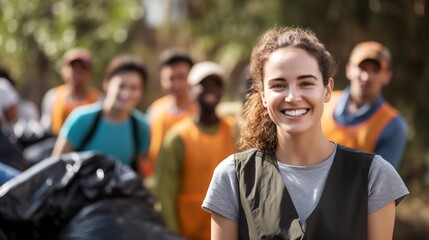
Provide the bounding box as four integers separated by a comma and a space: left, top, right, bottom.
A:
202, 145, 409, 223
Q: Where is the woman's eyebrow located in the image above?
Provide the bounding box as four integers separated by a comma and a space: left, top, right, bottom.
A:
267, 74, 318, 82
297, 74, 318, 80
267, 77, 286, 82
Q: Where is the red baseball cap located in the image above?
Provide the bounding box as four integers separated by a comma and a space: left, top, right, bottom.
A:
349, 41, 391, 70
63, 48, 92, 68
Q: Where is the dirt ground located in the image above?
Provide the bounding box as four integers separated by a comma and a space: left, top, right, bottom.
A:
394, 192, 429, 239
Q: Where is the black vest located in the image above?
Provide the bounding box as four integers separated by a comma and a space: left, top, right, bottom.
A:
235, 145, 374, 240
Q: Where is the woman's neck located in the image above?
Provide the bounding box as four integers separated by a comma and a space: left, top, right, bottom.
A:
275, 129, 334, 166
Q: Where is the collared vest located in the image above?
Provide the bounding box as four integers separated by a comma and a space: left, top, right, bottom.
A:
235, 145, 373, 240
322, 90, 399, 153
176, 118, 235, 240
145, 96, 197, 176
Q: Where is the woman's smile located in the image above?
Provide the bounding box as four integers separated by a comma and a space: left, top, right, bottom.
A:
281, 108, 309, 118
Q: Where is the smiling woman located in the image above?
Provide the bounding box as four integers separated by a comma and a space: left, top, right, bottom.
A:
51, 54, 151, 178
202, 26, 409, 240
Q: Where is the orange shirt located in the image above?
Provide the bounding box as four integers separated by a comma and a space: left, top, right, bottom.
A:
175, 118, 235, 240
145, 96, 196, 176
51, 85, 100, 135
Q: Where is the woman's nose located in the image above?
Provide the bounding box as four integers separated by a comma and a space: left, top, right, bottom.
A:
284, 87, 302, 102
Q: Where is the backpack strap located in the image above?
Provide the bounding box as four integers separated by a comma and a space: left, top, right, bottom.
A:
76, 110, 102, 151
130, 113, 140, 172
76, 110, 142, 171
130, 113, 141, 170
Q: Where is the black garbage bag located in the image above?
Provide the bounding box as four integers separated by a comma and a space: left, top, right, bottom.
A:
0, 151, 159, 240
0, 230, 7, 240
0, 129, 26, 171
58, 198, 182, 240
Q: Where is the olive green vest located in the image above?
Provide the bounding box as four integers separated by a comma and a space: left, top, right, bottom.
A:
235, 145, 374, 240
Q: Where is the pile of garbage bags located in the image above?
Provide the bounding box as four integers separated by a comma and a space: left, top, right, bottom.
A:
0, 151, 181, 240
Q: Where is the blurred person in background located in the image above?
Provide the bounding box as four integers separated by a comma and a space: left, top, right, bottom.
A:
155, 61, 236, 239
322, 41, 408, 168
52, 54, 150, 177
0, 69, 29, 175
144, 48, 196, 177
40, 48, 100, 135
0, 68, 40, 121
0, 68, 41, 136
0, 68, 19, 132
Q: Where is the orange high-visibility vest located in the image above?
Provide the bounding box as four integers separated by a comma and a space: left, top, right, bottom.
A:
322, 91, 398, 153
145, 96, 196, 176
175, 118, 235, 240
51, 85, 100, 135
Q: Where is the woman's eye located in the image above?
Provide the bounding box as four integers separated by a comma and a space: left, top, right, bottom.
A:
272, 84, 286, 89
301, 82, 314, 87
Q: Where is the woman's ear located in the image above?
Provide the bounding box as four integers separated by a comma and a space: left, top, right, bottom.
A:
324, 78, 334, 102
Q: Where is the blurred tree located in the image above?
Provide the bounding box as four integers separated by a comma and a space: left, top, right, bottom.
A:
0, 0, 144, 106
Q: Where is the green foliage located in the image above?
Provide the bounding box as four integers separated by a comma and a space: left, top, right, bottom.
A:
0, 0, 143, 91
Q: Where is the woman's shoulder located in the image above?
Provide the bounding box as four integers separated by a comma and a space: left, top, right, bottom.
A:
369, 154, 408, 193
368, 154, 409, 211
370, 154, 398, 175
213, 154, 236, 176
233, 148, 261, 160
216, 149, 265, 175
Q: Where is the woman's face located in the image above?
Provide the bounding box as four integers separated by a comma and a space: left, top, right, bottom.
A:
104, 71, 144, 113
261, 47, 333, 135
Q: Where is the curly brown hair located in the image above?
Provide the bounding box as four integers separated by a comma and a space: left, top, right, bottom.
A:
237, 27, 337, 154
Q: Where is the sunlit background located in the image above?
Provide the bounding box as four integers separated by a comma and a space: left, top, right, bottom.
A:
1, 0, 428, 238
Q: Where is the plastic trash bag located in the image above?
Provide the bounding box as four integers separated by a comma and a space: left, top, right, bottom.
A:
0, 151, 163, 240
0, 129, 27, 171
0, 162, 20, 186
58, 198, 182, 240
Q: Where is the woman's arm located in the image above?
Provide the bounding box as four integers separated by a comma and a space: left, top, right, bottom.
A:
368, 201, 395, 240
211, 211, 239, 240
51, 136, 74, 157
